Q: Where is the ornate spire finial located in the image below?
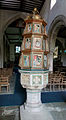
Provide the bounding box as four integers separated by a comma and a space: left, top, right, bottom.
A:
33, 8, 39, 14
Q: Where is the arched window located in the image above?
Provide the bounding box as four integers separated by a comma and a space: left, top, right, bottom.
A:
50, 0, 56, 10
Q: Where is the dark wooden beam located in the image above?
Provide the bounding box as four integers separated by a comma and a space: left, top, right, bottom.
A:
22, 0, 42, 4
10, 42, 22, 44
39, 0, 45, 12
8, 39, 22, 40
0, 0, 45, 13
21, 4, 40, 9
10, 40, 22, 43
1, 4, 20, 8
0, 2, 20, 5
0, 6, 20, 11
0, 0, 20, 4
6, 33, 20, 35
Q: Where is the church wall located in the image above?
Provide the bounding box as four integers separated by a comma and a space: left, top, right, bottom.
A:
40, 0, 51, 24
40, 0, 66, 31
47, 0, 66, 31
40, 0, 66, 72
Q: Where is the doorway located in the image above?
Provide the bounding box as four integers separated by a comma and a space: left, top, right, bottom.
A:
53, 26, 66, 72
3, 18, 24, 68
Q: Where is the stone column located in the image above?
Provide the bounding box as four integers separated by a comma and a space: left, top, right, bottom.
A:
49, 51, 53, 72
25, 89, 42, 112
0, 32, 4, 68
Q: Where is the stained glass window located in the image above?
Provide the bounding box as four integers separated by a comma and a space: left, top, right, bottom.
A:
16, 46, 20, 53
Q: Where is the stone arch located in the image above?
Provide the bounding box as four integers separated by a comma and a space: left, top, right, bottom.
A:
1, 12, 29, 68
48, 15, 66, 72
48, 15, 66, 51
2, 12, 29, 35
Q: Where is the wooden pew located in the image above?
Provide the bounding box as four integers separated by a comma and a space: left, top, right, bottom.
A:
0, 76, 10, 92
61, 76, 66, 90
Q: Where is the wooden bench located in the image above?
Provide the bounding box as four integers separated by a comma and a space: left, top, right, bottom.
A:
48, 72, 62, 91
60, 76, 66, 90
0, 76, 10, 92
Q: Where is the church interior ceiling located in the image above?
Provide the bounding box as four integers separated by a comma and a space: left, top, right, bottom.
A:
0, 0, 45, 13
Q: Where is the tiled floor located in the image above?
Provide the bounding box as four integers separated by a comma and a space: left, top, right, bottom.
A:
0, 106, 19, 120
0, 102, 66, 120
20, 102, 66, 120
